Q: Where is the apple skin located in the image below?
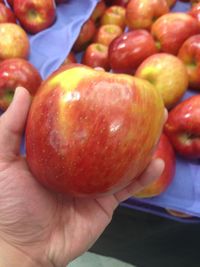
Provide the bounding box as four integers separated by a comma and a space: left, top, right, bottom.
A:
108, 30, 158, 74
135, 53, 189, 109
0, 3, 16, 23
94, 24, 123, 46
0, 58, 42, 110
134, 134, 176, 198
178, 34, 200, 90
82, 43, 110, 71
151, 12, 200, 55
188, 3, 200, 26
126, 0, 169, 31
62, 51, 77, 66
25, 64, 164, 197
0, 23, 30, 60
100, 5, 126, 30
164, 95, 200, 159
90, 0, 106, 23
14, 0, 56, 34
72, 19, 96, 52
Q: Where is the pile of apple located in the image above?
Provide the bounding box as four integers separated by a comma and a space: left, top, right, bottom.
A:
53, 0, 200, 203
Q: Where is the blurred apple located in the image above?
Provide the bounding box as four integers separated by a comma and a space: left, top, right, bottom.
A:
101, 5, 126, 30
134, 134, 176, 198
166, 0, 177, 7
0, 23, 30, 60
82, 43, 110, 71
151, 12, 200, 55
62, 51, 77, 66
0, 3, 16, 23
109, 29, 158, 74
0, 58, 42, 110
165, 95, 200, 159
25, 64, 164, 197
178, 34, 200, 90
94, 24, 123, 46
14, 0, 56, 34
72, 19, 96, 52
126, 0, 169, 30
90, 0, 106, 23
188, 3, 200, 26
135, 53, 188, 109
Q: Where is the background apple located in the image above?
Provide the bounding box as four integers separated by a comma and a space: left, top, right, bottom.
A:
126, 0, 169, 30
188, 3, 200, 26
82, 43, 110, 71
0, 23, 30, 60
94, 24, 123, 46
151, 12, 200, 55
108, 29, 158, 74
135, 53, 188, 109
134, 134, 176, 198
178, 34, 200, 90
14, 0, 56, 34
90, 0, 106, 23
25, 65, 164, 197
0, 3, 16, 23
0, 58, 42, 110
62, 51, 77, 66
164, 95, 200, 159
100, 5, 126, 30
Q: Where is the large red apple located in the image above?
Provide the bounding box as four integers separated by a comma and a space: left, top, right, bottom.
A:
134, 134, 176, 198
94, 24, 123, 46
135, 53, 189, 109
14, 0, 56, 34
0, 23, 30, 60
82, 43, 110, 71
25, 64, 164, 197
108, 29, 158, 74
72, 19, 96, 52
0, 58, 42, 110
0, 3, 16, 23
151, 12, 200, 55
100, 5, 126, 30
164, 95, 200, 159
126, 0, 169, 30
178, 34, 200, 90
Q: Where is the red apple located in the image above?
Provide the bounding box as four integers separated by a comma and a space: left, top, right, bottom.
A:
0, 23, 30, 60
90, 0, 106, 23
72, 19, 96, 52
134, 134, 176, 198
25, 64, 164, 197
178, 34, 200, 90
0, 3, 16, 23
188, 3, 200, 26
82, 43, 110, 71
135, 53, 189, 109
126, 0, 169, 30
100, 5, 126, 30
94, 24, 123, 46
0, 58, 42, 110
14, 0, 56, 34
164, 95, 200, 159
62, 51, 77, 66
108, 29, 158, 74
151, 12, 200, 55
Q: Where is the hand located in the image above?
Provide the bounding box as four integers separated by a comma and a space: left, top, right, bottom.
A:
0, 87, 165, 267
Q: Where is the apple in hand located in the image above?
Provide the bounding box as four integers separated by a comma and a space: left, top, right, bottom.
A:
109, 30, 158, 74
25, 64, 164, 197
82, 43, 110, 71
134, 134, 176, 198
0, 58, 42, 110
0, 23, 30, 60
14, 0, 56, 34
126, 0, 169, 30
94, 24, 123, 46
100, 5, 126, 30
0, 3, 16, 23
135, 53, 188, 109
178, 34, 200, 90
151, 13, 200, 55
164, 95, 200, 159
90, 0, 106, 23
73, 19, 96, 52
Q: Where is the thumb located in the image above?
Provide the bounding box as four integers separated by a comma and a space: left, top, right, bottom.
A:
0, 87, 31, 159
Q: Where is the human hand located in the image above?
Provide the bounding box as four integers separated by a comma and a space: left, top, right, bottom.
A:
0, 87, 165, 267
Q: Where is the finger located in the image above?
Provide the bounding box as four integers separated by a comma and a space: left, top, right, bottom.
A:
164, 108, 168, 124
114, 158, 165, 203
0, 87, 31, 158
